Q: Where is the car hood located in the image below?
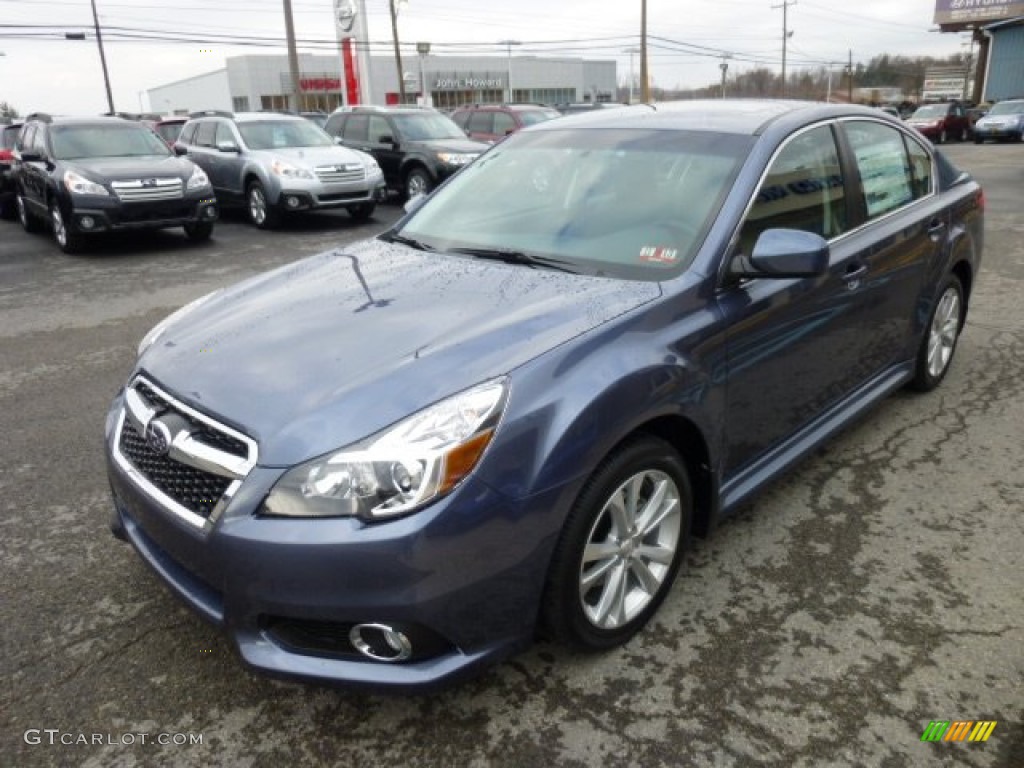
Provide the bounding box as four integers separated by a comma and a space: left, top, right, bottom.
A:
138, 240, 661, 466
906, 117, 941, 125
976, 114, 1021, 126
407, 137, 489, 155
71, 155, 193, 181
253, 145, 367, 167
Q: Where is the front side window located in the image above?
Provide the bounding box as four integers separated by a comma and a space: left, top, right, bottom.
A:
395, 128, 751, 281
237, 120, 334, 150
368, 116, 391, 144
467, 111, 495, 135
215, 122, 236, 147
194, 121, 217, 148
738, 124, 846, 255
844, 121, 914, 219
493, 112, 518, 136
50, 124, 171, 160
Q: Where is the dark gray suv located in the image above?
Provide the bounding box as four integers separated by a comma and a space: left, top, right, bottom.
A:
176, 111, 387, 228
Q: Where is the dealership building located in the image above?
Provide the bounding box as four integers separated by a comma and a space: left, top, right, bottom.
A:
934, 0, 1024, 103
147, 53, 617, 115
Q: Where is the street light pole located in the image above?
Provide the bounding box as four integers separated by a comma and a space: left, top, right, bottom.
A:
623, 47, 639, 104
719, 54, 731, 98
498, 40, 521, 103
389, 0, 406, 104
640, 0, 650, 102
89, 0, 115, 113
416, 42, 431, 107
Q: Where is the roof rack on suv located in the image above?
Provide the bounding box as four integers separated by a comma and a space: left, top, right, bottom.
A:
188, 109, 235, 119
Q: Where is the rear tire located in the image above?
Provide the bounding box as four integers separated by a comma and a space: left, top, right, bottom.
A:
541, 436, 692, 650
909, 276, 964, 392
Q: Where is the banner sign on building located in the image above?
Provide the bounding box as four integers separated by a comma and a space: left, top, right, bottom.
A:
334, 0, 372, 105
934, 0, 1024, 26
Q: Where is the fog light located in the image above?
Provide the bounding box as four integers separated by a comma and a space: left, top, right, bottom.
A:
78, 215, 96, 230
285, 195, 301, 209
349, 623, 412, 662
204, 206, 218, 220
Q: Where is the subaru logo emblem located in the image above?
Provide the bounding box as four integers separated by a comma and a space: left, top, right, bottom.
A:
144, 419, 173, 456
142, 178, 158, 188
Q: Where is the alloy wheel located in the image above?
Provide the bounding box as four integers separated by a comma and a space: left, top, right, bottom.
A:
51, 204, 68, 248
578, 469, 682, 629
926, 286, 961, 380
249, 186, 267, 226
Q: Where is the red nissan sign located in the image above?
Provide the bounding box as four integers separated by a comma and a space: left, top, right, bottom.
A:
300, 78, 342, 92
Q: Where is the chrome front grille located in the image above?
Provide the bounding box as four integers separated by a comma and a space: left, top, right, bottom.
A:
315, 164, 365, 185
113, 377, 258, 529
112, 178, 184, 203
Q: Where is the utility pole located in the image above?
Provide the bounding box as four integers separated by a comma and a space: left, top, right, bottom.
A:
89, 0, 115, 114
640, 0, 650, 102
623, 47, 639, 103
389, 0, 406, 104
771, 0, 795, 97
719, 54, 731, 98
282, 0, 302, 111
499, 40, 521, 103
847, 49, 853, 103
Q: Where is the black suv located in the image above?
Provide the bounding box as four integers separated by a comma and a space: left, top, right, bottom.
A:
12, 114, 217, 253
1, 119, 23, 219
324, 106, 489, 198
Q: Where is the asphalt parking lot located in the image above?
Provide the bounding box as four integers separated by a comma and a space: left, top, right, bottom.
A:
2, 145, 1022, 768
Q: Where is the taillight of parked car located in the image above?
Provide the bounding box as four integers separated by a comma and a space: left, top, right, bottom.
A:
0, 149, 13, 162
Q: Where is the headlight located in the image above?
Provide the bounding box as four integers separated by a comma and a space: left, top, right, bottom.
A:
63, 170, 108, 196
436, 152, 477, 166
137, 289, 222, 357
357, 151, 380, 172
263, 379, 507, 521
186, 165, 210, 190
271, 159, 313, 179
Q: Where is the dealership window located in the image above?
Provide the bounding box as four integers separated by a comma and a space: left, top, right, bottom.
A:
843, 121, 914, 219
232, 96, 250, 112
260, 94, 289, 111
738, 124, 846, 254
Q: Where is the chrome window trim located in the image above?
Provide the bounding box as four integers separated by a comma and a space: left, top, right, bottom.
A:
112, 376, 258, 531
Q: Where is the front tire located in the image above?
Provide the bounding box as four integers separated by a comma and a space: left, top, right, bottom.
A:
541, 436, 692, 650
17, 193, 45, 233
50, 200, 82, 254
910, 276, 964, 392
404, 168, 434, 200
184, 221, 214, 242
247, 181, 280, 229
347, 202, 375, 221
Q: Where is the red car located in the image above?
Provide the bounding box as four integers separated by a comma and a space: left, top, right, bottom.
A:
0, 120, 23, 218
450, 104, 561, 143
906, 102, 971, 144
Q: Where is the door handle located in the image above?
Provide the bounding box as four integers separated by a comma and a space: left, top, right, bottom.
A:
927, 219, 947, 240
844, 263, 868, 290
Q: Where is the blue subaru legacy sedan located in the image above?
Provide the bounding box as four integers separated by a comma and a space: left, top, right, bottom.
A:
105, 100, 984, 689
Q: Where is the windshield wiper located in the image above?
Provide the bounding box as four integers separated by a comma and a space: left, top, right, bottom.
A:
379, 232, 436, 252
448, 247, 577, 273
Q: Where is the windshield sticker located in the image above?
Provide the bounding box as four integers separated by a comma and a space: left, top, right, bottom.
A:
639, 246, 679, 264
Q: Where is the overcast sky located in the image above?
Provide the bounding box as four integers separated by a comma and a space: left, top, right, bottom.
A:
0, 0, 970, 115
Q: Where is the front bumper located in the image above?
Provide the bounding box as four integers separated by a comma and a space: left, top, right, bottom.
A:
974, 123, 1022, 140
104, 390, 556, 689
67, 191, 218, 234
272, 170, 388, 212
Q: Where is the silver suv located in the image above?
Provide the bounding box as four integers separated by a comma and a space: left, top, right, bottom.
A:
176, 111, 387, 228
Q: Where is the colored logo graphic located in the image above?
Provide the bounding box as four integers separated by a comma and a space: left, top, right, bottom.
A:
920, 721, 997, 743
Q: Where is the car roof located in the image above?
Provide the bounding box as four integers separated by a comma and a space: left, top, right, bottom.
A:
533, 99, 894, 136
29, 115, 146, 128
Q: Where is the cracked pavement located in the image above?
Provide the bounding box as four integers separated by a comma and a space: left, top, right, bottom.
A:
1, 146, 1021, 767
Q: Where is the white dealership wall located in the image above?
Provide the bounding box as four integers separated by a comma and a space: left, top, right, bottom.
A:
148, 53, 617, 114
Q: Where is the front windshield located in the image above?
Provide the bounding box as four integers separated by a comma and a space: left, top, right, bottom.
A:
2, 126, 20, 149
51, 124, 172, 160
238, 120, 334, 150
988, 101, 1024, 116
396, 128, 752, 281
913, 105, 947, 119
392, 113, 466, 141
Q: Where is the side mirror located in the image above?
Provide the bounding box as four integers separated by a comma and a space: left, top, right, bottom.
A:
731, 229, 829, 279
172, 144, 188, 156
377, 134, 395, 145
217, 141, 240, 153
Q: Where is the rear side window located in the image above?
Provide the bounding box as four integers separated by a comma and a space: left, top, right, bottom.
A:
738, 123, 847, 254
844, 121, 913, 219
467, 111, 494, 134
493, 112, 517, 135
